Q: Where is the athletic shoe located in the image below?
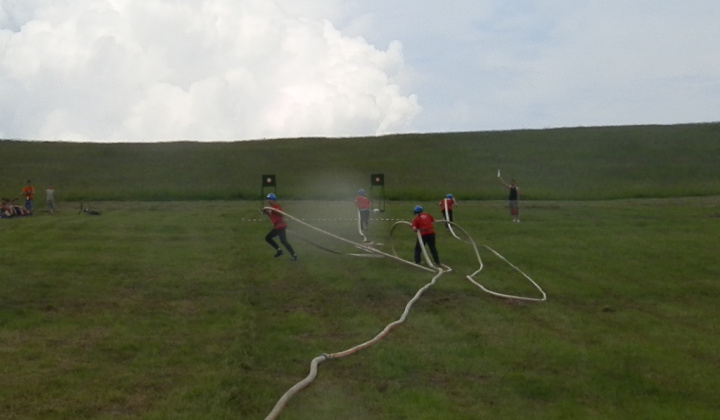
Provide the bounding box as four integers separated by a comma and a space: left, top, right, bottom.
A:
290, 255, 298, 261
274, 250, 284, 258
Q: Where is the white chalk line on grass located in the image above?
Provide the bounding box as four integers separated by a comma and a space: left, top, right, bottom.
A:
261, 207, 546, 420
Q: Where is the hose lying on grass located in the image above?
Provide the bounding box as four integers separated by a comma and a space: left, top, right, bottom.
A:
265, 264, 446, 420
261, 208, 546, 420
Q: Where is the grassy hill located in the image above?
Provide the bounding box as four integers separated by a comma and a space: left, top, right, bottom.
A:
2, 122, 719, 201
2, 124, 720, 419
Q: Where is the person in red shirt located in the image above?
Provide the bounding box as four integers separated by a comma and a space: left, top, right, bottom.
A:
354, 188, 371, 231
262, 193, 297, 261
411, 205, 440, 265
438, 193, 457, 229
22, 180, 35, 214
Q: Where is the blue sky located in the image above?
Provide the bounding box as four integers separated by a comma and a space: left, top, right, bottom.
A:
1, 0, 718, 142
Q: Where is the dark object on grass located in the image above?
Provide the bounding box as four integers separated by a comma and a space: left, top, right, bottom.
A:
79, 203, 101, 216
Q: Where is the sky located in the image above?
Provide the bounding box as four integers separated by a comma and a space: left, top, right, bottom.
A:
1, 0, 718, 142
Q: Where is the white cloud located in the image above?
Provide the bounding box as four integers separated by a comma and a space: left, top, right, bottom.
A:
336, 0, 720, 133
3, 0, 718, 142
0, 0, 420, 141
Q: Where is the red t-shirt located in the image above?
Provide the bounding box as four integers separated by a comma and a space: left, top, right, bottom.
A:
265, 203, 287, 229
22, 185, 34, 200
439, 198, 454, 211
412, 213, 435, 236
354, 195, 371, 210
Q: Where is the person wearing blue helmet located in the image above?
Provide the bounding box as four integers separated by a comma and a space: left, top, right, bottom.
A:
411, 205, 441, 266
438, 193, 457, 229
262, 193, 298, 261
354, 188, 371, 231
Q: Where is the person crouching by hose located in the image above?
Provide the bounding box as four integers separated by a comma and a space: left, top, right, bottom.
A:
263, 193, 298, 261
411, 205, 440, 266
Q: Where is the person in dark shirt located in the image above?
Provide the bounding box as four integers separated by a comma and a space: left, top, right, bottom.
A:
499, 177, 520, 222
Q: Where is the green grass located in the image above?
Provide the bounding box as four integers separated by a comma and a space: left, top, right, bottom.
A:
2, 197, 719, 419
2, 123, 720, 201
2, 124, 719, 418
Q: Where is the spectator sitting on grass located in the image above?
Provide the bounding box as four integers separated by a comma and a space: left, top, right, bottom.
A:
1, 198, 30, 218
1, 198, 11, 218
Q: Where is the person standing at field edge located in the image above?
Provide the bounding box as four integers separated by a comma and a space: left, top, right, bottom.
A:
22, 180, 34, 215
438, 194, 457, 229
499, 177, 520, 222
354, 188, 371, 231
262, 193, 298, 261
411, 205, 441, 266
45, 185, 55, 215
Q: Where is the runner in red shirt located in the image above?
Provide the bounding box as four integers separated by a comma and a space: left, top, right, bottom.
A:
263, 193, 297, 261
354, 189, 371, 231
411, 205, 440, 265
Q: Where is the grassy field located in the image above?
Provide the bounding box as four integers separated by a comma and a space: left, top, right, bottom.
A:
2, 123, 720, 201
1, 196, 719, 419
1, 124, 720, 419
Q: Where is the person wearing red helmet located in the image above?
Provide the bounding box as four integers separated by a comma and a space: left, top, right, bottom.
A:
262, 193, 297, 261
411, 205, 440, 266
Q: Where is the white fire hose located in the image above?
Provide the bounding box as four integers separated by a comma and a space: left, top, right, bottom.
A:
260, 207, 546, 419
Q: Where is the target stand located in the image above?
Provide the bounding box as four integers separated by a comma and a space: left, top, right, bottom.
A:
261, 174, 277, 202
370, 173, 385, 212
